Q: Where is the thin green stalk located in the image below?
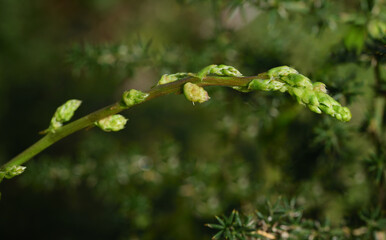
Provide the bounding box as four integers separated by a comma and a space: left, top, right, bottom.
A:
1, 64, 353, 180
0, 75, 254, 172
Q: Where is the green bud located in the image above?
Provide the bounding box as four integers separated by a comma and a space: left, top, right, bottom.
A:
197, 64, 242, 80
197, 65, 217, 80
183, 82, 210, 104
294, 88, 319, 106
248, 79, 287, 92
313, 82, 327, 93
0, 165, 27, 179
267, 66, 298, 79
122, 89, 149, 107
290, 87, 305, 104
212, 64, 242, 77
316, 92, 334, 108
281, 73, 313, 89
315, 93, 352, 121
269, 80, 286, 91
341, 107, 352, 122
278, 85, 288, 92
333, 105, 347, 121
232, 86, 252, 93
305, 90, 319, 106
158, 73, 191, 85
95, 114, 128, 132
288, 87, 322, 109
333, 105, 342, 112
335, 113, 343, 121
318, 104, 335, 116
248, 79, 271, 91
158, 74, 172, 85
49, 99, 82, 132
308, 105, 322, 114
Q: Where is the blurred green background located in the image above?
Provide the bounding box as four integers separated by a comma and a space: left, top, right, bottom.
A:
0, 0, 385, 239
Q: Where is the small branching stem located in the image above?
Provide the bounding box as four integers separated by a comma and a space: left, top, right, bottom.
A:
0, 75, 259, 172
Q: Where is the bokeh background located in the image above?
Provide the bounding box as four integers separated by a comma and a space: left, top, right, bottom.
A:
0, 0, 385, 239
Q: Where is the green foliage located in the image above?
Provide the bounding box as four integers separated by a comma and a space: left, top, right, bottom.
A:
206, 210, 256, 240
365, 151, 386, 184
208, 199, 386, 239
68, 40, 154, 79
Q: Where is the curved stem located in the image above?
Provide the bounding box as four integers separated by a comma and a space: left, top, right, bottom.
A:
0, 75, 262, 172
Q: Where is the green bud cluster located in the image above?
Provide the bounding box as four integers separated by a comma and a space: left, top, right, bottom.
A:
158, 65, 243, 86
49, 99, 82, 132
95, 114, 128, 132
122, 89, 149, 107
197, 64, 242, 80
248, 66, 351, 122
183, 82, 210, 104
158, 73, 192, 85
0, 165, 26, 183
